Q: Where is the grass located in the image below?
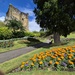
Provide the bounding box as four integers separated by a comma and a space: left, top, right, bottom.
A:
0, 39, 75, 74
0, 39, 41, 53
0, 33, 74, 53
7, 70, 75, 75
0, 40, 27, 53
61, 33, 75, 38
1, 33, 75, 74
0, 48, 49, 73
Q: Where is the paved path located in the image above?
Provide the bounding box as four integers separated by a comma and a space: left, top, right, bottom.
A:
0, 42, 49, 63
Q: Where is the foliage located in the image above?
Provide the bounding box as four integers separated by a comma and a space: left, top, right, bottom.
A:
20, 46, 75, 71
0, 40, 14, 48
0, 27, 12, 40
33, 0, 75, 43
7, 19, 24, 32
12, 31, 25, 38
0, 21, 6, 27
27, 37, 40, 42
25, 32, 40, 37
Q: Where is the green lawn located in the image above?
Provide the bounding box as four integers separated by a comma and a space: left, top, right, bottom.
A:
0, 48, 48, 73
0, 39, 41, 53
0, 33, 75, 53
7, 70, 75, 75
61, 33, 75, 38
0, 39, 75, 74
0, 33, 75, 74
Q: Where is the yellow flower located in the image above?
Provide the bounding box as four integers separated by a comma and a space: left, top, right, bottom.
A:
31, 63, 34, 66
49, 61, 52, 64
32, 59, 36, 62
57, 58, 61, 61
39, 61, 43, 65
68, 60, 74, 65
20, 65, 24, 68
60, 56, 64, 59
22, 62, 25, 65
55, 61, 59, 65
26, 61, 28, 64
68, 55, 72, 59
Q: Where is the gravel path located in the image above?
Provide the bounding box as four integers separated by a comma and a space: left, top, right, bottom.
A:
0, 42, 49, 63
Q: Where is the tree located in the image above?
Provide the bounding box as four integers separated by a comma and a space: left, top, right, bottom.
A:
7, 19, 25, 38
7, 19, 24, 32
33, 0, 75, 44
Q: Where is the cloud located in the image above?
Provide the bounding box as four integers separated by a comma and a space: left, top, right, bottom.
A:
21, 8, 35, 17
0, 16, 5, 22
29, 19, 41, 32
20, 7, 41, 32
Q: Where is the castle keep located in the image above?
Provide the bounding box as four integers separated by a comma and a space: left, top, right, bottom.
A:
5, 4, 29, 31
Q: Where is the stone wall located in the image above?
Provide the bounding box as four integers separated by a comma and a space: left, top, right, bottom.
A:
5, 4, 29, 31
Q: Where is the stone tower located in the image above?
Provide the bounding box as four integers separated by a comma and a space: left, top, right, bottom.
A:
5, 4, 29, 31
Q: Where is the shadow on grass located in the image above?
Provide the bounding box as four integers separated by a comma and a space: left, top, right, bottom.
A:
18, 37, 71, 49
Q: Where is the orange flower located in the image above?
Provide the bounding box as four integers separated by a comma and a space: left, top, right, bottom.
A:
39, 61, 43, 65
25, 61, 28, 64
32, 59, 36, 62
68, 56, 72, 59
74, 58, 75, 61
68, 60, 74, 65
57, 58, 61, 61
20, 65, 24, 68
22, 62, 25, 65
51, 56, 56, 59
60, 56, 64, 59
55, 61, 59, 65
31, 63, 34, 66
49, 61, 52, 64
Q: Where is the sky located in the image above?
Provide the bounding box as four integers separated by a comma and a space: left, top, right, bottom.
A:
0, 0, 41, 32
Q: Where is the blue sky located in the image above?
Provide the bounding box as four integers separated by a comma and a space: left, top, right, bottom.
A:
0, 0, 41, 32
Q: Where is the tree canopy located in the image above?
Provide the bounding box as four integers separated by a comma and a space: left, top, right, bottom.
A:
7, 19, 24, 32
33, 0, 75, 43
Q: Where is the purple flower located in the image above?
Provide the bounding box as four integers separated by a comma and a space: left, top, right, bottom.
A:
64, 54, 67, 57
61, 62, 67, 67
44, 62, 48, 67
25, 64, 28, 66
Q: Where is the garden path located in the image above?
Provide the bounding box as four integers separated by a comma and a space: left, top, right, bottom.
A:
0, 42, 50, 63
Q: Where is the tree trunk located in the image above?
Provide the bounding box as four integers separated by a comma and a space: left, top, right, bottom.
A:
53, 32, 61, 44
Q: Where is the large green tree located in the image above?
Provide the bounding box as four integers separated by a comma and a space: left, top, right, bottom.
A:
33, 0, 75, 43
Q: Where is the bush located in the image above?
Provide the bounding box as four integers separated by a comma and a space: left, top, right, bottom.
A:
25, 32, 35, 37
25, 32, 40, 37
0, 27, 12, 40
27, 37, 40, 42
13, 31, 25, 38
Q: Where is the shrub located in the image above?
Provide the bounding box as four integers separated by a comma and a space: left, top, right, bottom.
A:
27, 37, 40, 42
12, 31, 25, 38
25, 32, 35, 37
25, 32, 40, 37
0, 27, 12, 40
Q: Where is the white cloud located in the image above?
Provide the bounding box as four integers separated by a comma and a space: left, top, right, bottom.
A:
29, 19, 41, 32
22, 8, 34, 17
0, 16, 5, 22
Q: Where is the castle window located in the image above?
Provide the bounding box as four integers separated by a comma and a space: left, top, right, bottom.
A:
22, 18, 24, 21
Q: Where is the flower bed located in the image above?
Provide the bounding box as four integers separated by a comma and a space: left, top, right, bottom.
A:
20, 46, 75, 71
0, 40, 14, 48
